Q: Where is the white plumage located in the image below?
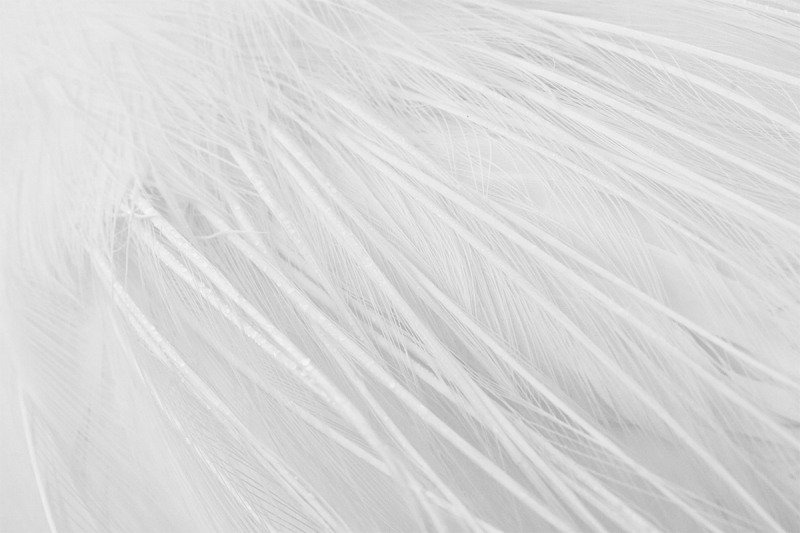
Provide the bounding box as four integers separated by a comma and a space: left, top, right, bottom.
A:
1, 1, 799, 531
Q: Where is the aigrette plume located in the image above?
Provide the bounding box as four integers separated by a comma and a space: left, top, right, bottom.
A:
1, 1, 798, 531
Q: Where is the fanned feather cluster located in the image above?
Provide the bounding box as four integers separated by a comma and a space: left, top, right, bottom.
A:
1, 1, 799, 531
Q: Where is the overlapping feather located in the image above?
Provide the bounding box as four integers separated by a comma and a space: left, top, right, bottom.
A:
1, 0, 799, 531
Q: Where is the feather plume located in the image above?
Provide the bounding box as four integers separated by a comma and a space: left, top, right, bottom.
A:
1, 0, 799, 531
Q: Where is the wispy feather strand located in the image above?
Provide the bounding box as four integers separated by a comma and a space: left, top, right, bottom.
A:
1, 0, 799, 531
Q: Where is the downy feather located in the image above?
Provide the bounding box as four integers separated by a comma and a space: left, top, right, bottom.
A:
1, 0, 799, 531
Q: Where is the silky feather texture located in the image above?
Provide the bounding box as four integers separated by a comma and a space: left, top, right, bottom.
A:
1, 0, 799, 531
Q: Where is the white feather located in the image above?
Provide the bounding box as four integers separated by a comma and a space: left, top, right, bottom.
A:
1, 0, 799, 531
